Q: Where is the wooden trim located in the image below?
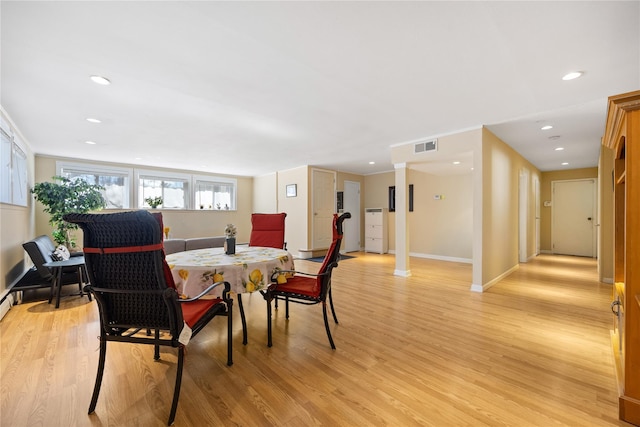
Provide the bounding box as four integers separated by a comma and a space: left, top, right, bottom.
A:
619, 395, 640, 426
603, 90, 640, 150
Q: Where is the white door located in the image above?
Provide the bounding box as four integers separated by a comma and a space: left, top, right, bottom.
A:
312, 169, 336, 249
552, 179, 596, 257
343, 181, 360, 252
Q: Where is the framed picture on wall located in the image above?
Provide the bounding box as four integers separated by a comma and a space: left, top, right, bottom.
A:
388, 186, 395, 212
388, 185, 413, 212
409, 184, 414, 212
286, 184, 297, 197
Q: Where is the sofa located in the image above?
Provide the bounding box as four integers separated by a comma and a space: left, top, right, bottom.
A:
164, 236, 226, 255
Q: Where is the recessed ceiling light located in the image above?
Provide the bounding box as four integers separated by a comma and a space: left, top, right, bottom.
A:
86, 117, 101, 123
453, 161, 461, 165
85, 140, 97, 145
562, 71, 583, 81
555, 147, 564, 151
369, 161, 375, 165
548, 135, 561, 140
541, 125, 553, 130
561, 162, 569, 166
90, 75, 111, 85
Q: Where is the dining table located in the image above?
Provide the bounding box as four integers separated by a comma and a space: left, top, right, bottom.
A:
165, 245, 295, 344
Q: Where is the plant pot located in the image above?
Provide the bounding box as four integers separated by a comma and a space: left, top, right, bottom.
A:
224, 237, 236, 255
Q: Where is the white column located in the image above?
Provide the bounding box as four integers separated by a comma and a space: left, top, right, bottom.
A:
394, 163, 411, 277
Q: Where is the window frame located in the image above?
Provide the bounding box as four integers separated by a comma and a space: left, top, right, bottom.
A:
192, 174, 238, 211
57, 161, 133, 209
0, 116, 28, 207
136, 168, 192, 210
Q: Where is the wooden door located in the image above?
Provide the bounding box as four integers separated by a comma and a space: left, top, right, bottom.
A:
312, 169, 336, 250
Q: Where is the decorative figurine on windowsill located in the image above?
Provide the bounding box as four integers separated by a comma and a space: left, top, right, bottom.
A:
224, 223, 237, 255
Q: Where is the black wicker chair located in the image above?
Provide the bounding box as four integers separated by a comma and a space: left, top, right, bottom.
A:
263, 212, 350, 349
64, 210, 233, 426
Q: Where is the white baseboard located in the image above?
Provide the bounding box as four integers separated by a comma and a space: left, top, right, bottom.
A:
393, 269, 412, 277
388, 250, 472, 264
409, 252, 472, 264
0, 294, 15, 322
470, 284, 484, 293
470, 264, 520, 293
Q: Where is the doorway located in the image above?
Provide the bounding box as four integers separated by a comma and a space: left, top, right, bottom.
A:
551, 179, 596, 257
312, 168, 336, 250
342, 181, 360, 252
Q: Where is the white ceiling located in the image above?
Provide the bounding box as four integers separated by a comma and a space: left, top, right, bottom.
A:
2, 1, 638, 177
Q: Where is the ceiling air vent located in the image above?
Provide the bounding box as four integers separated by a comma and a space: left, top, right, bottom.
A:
414, 139, 437, 154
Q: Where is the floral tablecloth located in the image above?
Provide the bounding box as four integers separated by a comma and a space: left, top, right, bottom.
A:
165, 246, 294, 298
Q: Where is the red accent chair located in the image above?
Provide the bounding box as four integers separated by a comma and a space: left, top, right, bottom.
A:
263, 212, 350, 349
64, 210, 233, 426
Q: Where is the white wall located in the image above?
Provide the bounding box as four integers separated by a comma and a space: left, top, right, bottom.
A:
408, 170, 473, 261
253, 172, 277, 213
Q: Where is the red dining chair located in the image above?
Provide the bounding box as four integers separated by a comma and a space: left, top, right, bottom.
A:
64, 210, 233, 426
264, 212, 351, 349
235, 212, 288, 345
249, 212, 287, 249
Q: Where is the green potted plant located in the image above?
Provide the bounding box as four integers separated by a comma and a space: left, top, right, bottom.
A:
145, 196, 163, 209
31, 176, 106, 248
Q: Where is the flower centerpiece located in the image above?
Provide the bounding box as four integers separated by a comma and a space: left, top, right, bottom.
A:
224, 223, 237, 255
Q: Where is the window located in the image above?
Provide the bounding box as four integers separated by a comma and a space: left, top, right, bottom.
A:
138, 170, 190, 209
56, 161, 238, 211
0, 118, 28, 206
194, 175, 237, 210
58, 162, 132, 209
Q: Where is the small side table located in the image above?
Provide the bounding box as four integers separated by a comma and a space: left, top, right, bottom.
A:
43, 256, 91, 308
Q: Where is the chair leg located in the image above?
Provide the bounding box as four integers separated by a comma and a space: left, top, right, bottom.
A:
88, 337, 107, 414
322, 302, 336, 350
285, 296, 290, 319
226, 297, 233, 366
154, 329, 161, 360
267, 297, 273, 347
328, 288, 339, 324
237, 294, 248, 345
168, 345, 184, 426
81, 266, 92, 302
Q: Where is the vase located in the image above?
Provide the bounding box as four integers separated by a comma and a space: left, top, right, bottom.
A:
224, 237, 236, 255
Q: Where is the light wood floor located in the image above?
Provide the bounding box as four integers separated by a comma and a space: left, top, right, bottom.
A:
0, 253, 631, 426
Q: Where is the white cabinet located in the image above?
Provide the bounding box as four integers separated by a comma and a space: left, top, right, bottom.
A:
364, 208, 388, 254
